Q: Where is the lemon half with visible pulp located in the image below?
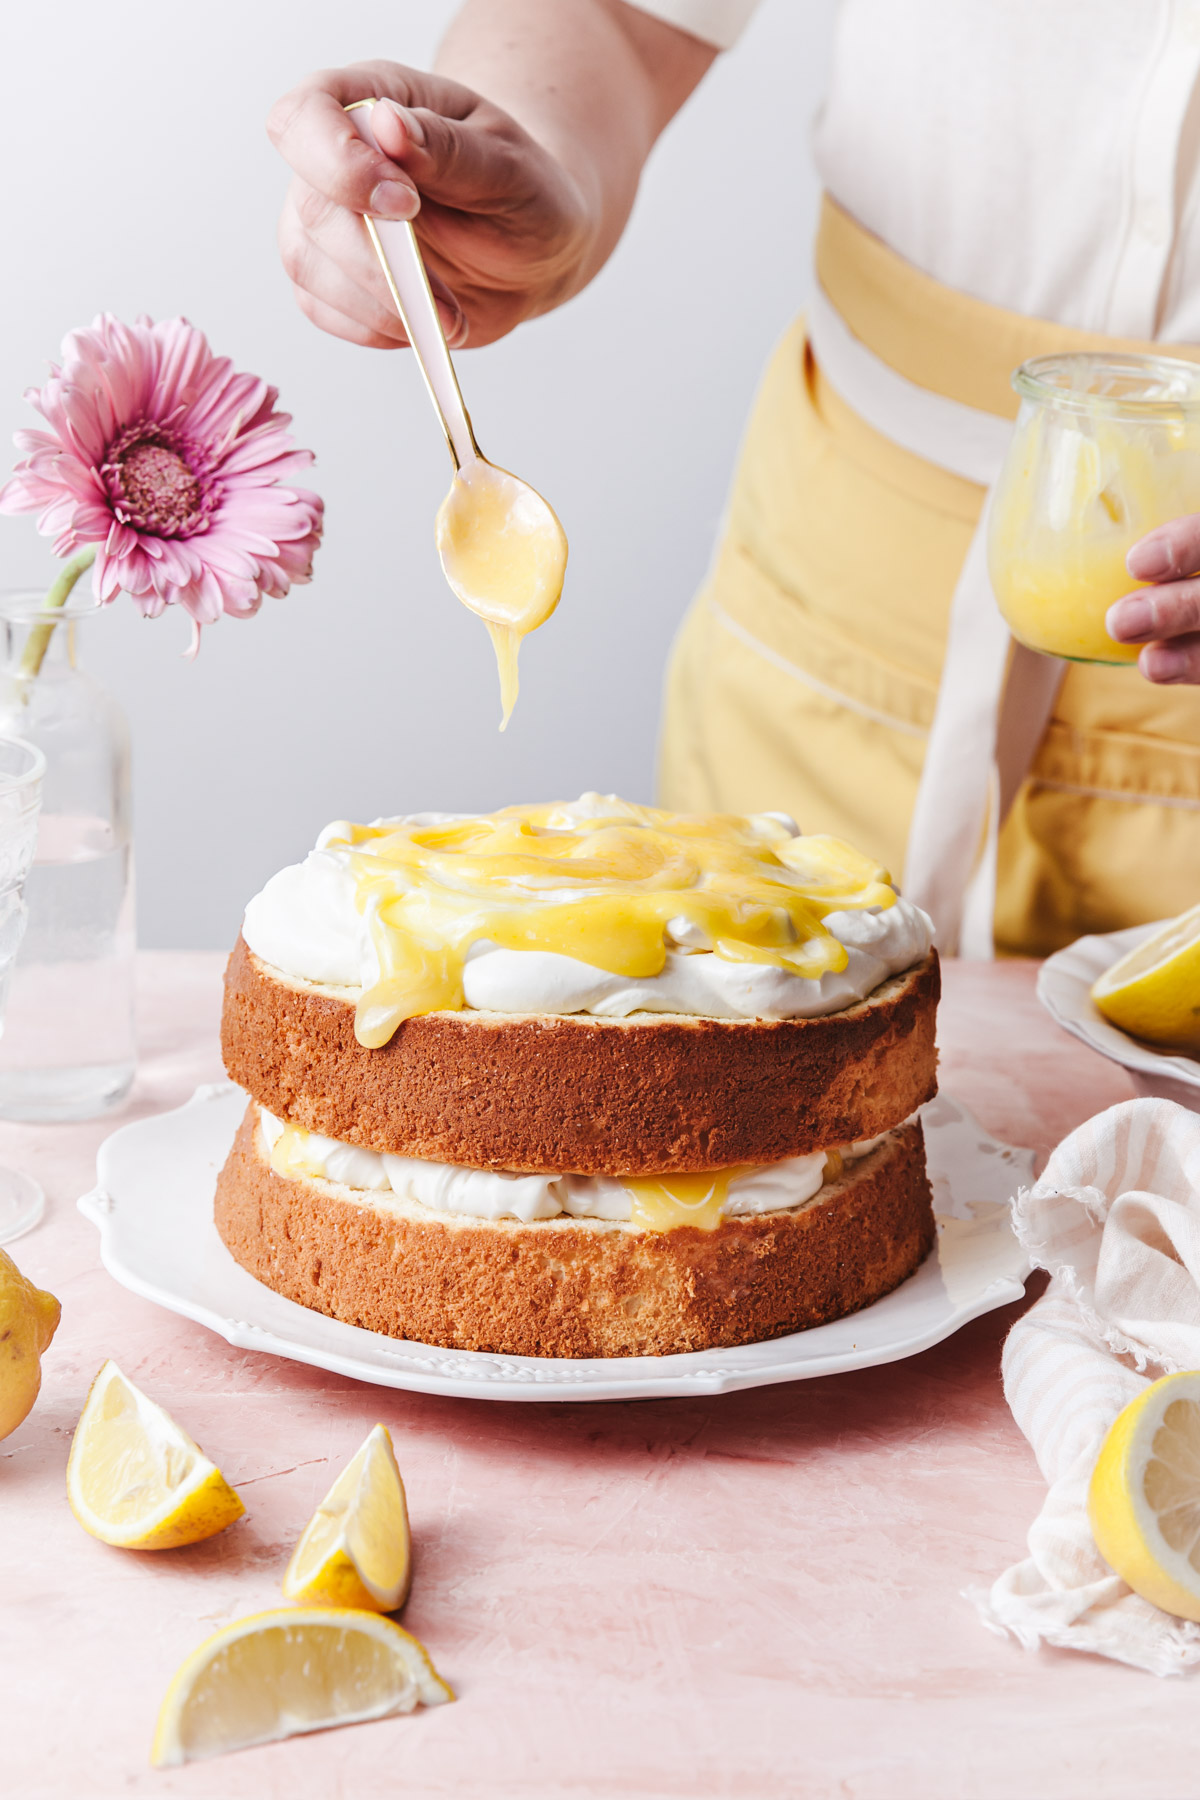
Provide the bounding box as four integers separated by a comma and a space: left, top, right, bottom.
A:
151, 1607, 453, 1766
1091, 904, 1200, 1052
66, 1360, 244, 1549
283, 1423, 412, 1611
1088, 1370, 1200, 1620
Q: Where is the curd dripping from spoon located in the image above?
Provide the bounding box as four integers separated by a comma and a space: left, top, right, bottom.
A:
435, 461, 567, 727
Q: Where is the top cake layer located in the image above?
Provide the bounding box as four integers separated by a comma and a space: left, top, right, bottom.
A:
242, 794, 934, 1046
221, 941, 939, 1172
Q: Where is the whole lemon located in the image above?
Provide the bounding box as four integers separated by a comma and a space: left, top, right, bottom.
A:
0, 1246, 60, 1440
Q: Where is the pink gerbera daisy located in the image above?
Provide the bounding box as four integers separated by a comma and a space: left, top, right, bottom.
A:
0, 314, 324, 645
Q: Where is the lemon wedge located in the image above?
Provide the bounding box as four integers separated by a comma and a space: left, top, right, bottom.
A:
1088, 1370, 1200, 1620
66, 1360, 244, 1550
283, 1423, 412, 1611
151, 1607, 453, 1766
1091, 904, 1200, 1052
0, 1246, 60, 1441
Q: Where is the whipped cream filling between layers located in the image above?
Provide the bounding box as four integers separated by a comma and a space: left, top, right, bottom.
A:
241, 813, 934, 1023
257, 1107, 904, 1225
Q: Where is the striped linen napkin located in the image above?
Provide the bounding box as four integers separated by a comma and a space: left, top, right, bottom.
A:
970, 1097, 1200, 1675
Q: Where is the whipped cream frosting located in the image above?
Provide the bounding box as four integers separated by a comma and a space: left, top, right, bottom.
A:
258, 1108, 894, 1225
241, 806, 934, 1023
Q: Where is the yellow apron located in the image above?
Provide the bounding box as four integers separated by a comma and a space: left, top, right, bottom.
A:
659, 197, 1200, 958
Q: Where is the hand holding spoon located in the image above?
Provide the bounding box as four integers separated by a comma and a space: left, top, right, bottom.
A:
346, 100, 568, 728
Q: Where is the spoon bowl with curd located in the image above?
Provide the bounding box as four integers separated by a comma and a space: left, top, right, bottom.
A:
435, 459, 566, 725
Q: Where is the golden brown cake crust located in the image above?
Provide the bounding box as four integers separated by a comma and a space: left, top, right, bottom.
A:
214, 1105, 936, 1358
220, 939, 940, 1175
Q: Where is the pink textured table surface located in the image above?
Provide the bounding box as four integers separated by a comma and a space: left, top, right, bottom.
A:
5, 952, 1190, 1800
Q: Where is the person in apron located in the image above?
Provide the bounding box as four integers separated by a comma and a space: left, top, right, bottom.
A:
267, 0, 1200, 956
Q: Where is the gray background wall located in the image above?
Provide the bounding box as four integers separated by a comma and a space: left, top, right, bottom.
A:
0, 1, 832, 947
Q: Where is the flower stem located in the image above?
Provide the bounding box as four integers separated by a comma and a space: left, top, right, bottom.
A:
19, 547, 97, 680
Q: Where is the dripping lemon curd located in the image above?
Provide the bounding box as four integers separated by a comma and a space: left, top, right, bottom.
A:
435, 461, 568, 728
314, 798, 898, 1050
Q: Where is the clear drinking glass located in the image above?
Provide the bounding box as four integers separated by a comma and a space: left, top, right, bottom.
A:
0, 736, 46, 1239
988, 351, 1200, 663
0, 592, 135, 1120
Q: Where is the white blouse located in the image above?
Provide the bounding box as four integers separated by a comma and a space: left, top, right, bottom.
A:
634, 0, 1200, 345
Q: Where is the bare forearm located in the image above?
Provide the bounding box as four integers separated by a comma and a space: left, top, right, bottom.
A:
435, 0, 716, 296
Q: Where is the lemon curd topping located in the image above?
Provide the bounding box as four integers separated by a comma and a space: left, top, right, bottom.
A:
314, 798, 898, 1049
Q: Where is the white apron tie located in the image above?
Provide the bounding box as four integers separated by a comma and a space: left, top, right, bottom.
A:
807, 283, 1066, 958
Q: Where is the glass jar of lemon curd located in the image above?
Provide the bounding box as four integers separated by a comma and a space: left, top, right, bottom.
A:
988, 351, 1200, 663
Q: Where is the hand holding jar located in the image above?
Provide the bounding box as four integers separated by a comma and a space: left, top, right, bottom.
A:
1109, 518, 1200, 683
987, 352, 1200, 683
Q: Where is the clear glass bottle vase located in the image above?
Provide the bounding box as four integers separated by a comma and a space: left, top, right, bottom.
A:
0, 591, 135, 1119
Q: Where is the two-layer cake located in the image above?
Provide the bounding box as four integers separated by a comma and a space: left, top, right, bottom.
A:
215, 796, 939, 1357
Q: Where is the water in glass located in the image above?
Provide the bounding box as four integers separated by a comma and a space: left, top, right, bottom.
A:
0, 593, 135, 1120
0, 735, 47, 1237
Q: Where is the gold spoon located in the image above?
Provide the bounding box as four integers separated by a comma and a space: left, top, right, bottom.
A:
346, 99, 568, 728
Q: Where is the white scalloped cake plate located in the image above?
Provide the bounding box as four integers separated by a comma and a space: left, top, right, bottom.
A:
78, 1086, 1033, 1402
1038, 924, 1200, 1111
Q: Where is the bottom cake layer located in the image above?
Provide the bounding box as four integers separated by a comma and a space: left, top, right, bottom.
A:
214, 1105, 936, 1358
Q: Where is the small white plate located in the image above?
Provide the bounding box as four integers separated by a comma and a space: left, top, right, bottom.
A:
78, 1086, 1033, 1403
1038, 924, 1200, 1111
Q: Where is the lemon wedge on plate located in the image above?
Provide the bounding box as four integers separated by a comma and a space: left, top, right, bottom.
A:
1089, 1370, 1200, 1620
151, 1607, 453, 1766
1091, 904, 1200, 1052
283, 1423, 411, 1611
66, 1360, 244, 1549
